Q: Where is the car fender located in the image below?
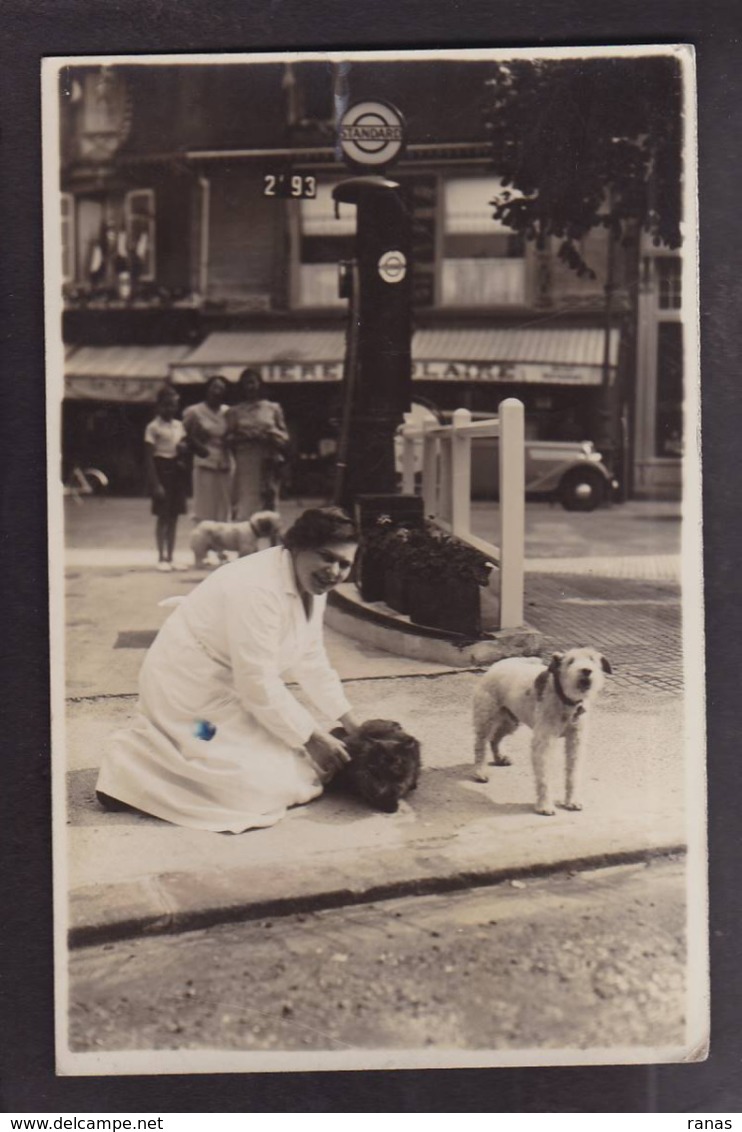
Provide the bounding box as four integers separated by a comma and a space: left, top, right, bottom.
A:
525, 451, 607, 495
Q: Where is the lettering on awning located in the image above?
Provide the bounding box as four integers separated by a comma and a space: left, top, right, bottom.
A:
262, 362, 344, 382
173, 357, 609, 387
411, 361, 606, 385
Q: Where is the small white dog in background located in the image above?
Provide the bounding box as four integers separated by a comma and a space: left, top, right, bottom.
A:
472, 648, 612, 815
190, 510, 283, 569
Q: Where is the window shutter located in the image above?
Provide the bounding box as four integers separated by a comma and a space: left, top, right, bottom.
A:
61, 193, 75, 282
124, 189, 156, 281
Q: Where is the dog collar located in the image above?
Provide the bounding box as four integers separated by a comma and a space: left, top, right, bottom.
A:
552, 669, 582, 709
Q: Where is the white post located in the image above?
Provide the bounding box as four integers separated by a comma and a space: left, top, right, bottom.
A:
421, 418, 438, 519
401, 426, 416, 496
499, 398, 525, 628
451, 407, 472, 539
438, 434, 453, 523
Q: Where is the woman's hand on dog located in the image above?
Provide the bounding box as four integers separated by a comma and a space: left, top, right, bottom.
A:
339, 711, 361, 737
305, 729, 351, 783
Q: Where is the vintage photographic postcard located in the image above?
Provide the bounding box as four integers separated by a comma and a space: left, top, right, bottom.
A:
43, 45, 706, 1076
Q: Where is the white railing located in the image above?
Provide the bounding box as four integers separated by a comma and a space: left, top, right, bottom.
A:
399, 399, 525, 629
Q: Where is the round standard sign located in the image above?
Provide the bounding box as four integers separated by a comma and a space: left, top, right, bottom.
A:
378, 249, 407, 284
338, 100, 405, 168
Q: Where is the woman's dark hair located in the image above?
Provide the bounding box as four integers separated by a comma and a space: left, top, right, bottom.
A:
155, 384, 179, 409
283, 507, 358, 551
238, 367, 264, 397
205, 374, 227, 396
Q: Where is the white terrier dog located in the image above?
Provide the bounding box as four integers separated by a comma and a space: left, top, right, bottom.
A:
190, 510, 283, 568
472, 648, 611, 815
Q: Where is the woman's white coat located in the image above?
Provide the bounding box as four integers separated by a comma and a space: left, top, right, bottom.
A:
97, 546, 350, 832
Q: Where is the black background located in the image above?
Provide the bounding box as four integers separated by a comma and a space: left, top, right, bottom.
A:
2, 0, 740, 1114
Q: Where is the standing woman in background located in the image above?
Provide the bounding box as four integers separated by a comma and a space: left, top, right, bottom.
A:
183, 374, 232, 524
226, 368, 289, 519
144, 386, 193, 572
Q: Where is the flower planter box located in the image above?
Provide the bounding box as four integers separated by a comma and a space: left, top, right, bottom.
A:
408, 578, 482, 637
357, 516, 492, 637
384, 568, 410, 615
357, 550, 387, 603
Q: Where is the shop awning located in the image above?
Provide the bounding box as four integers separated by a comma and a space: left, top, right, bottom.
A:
64, 345, 193, 402
412, 327, 620, 385
171, 330, 347, 385
170, 326, 619, 388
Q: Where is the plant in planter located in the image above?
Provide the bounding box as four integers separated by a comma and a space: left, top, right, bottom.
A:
405, 527, 494, 636
357, 516, 493, 636
355, 514, 395, 602
381, 526, 424, 614
356, 515, 429, 609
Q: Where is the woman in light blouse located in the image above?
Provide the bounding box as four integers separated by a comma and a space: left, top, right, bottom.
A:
182, 374, 232, 524
144, 386, 191, 572
226, 368, 289, 519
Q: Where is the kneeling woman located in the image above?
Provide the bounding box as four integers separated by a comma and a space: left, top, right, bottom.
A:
97, 507, 360, 833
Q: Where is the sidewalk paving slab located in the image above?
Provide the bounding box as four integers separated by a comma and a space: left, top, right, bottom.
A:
60, 498, 688, 947
64, 561, 682, 698
65, 672, 686, 946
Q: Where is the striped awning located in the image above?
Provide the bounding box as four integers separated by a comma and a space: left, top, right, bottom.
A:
171, 330, 347, 384
411, 327, 619, 385
63, 326, 620, 399
172, 326, 618, 388
415, 327, 619, 366
64, 344, 193, 402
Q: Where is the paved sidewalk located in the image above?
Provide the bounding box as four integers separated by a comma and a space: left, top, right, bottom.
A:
65, 544, 682, 583
62, 570, 688, 947
60, 494, 691, 946
63, 495, 683, 563
66, 675, 685, 947
525, 572, 683, 695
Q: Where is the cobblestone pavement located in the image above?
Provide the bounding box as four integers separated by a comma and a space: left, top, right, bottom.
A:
525, 554, 682, 582
525, 573, 683, 697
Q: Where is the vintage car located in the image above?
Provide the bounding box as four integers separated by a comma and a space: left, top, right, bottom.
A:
396, 402, 616, 512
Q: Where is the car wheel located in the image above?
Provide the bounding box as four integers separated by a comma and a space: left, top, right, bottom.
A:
559, 469, 606, 512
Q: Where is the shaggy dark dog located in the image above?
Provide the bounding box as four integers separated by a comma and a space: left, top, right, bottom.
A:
330, 719, 422, 813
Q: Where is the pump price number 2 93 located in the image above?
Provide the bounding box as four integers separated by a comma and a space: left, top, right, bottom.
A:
263, 173, 317, 199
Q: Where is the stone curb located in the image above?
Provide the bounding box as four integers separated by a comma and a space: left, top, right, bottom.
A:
326, 587, 542, 667
68, 837, 686, 949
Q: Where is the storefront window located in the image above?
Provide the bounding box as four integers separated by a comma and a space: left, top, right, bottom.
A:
297, 181, 356, 306
655, 321, 684, 457
441, 175, 526, 306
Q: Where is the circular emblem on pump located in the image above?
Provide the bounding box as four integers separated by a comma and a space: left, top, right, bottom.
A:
378, 249, 407, 284
338, 100, 405, 168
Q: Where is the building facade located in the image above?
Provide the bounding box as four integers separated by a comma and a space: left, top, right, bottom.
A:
57, 60, 683, 499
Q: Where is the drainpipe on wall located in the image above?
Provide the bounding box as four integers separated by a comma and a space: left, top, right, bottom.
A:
198, 176, 210, 299
622, 232, 644, 501
597, 204, 621, 491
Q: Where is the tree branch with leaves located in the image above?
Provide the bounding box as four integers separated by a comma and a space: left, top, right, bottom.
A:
483, 55, 684, 277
